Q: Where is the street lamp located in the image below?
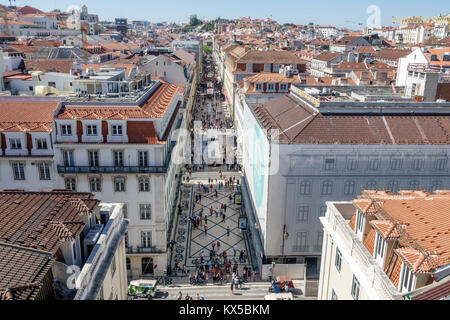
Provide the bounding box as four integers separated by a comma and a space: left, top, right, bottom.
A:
281, 224, 289, 264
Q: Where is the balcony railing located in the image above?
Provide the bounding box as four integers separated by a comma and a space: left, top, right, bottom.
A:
407, 63, 443, 73
126, 245, 165, 254
58, 165, 168, 175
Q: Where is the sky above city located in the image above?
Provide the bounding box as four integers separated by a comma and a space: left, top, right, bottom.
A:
6, 0, 450, 28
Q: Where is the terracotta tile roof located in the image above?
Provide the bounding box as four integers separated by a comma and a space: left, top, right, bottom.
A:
363, 228, 376, 256
372, 48, 412, 61
243, 72, 300, 83
335, 61, 394, 71
313, 52, 340, 62
237, 50, 305, 64
354, 46, 376, 54
370, 220, 400, 239
0, 243, 53, 300
56, 106, 152, 120
0, 191, 99, 255
0, 100, 60, 133
412, 279, 450, 300
141, 83, 183, 118
252, 95, 450, 145
355, 191, 450, 273
127, 121, 162, 144
24, 59, 74, 74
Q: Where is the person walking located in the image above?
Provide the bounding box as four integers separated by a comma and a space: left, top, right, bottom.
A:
227, 226, 230, 237
230, 281, 234, 295
204, 224, 208, 236
233, 245, 238, 257
177, 291, 182, 300
217, 241, 221, 252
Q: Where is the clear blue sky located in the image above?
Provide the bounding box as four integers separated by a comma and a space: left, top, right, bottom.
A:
6, 0, 450, 28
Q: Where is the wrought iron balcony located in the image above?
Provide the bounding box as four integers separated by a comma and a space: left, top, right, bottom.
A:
58, 165, 168, 174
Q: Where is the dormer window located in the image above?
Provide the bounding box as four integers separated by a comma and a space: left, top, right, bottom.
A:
273, 64, 279, 72
267, 83, 276, 92
374, 232, 386, 266
61, 124, 72, 136
36, 139, 48, 150
9, 138, 22, 150
400, 263, 415, 293
255, 83, 264, 92
86, 125, 98, 136
264, 64, 271, 72
112, 125, 123, 136
356, 211, 365, 235
280, 83, 288, 92
246, 63, 253, 72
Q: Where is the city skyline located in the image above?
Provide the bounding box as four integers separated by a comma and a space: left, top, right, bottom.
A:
5, 0, 449, 28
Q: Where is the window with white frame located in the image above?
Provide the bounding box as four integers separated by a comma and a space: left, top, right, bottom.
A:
356, 211, 365, 234
86, 125, 98, 136
140, 204, 152, 220
344, 180, 356, 195
400, 263, 415, 293
88, 151, 99, 167
298, 180, 312, 195
89, 177, 101, 192
295, 232, 308, 251
264, 64, 271, 72
368, 158, 380, 170
335, 248, 342, 272
246, 63, 252, 72
36, 138, 48, 150
322, 180, 333, 195
113, 151, 124, 167
347, 158, 358, 170
38, 163, 51, 180
255, 83, 263, 92
9, 138, 22, 150
324, 158, 336, 170
125, 232, 129, 248
138, 151, 148, 167
435, 158, 447, 171
65, 177, 76, 191
12, 162, 25, 180
351, 275, 360, 300
375, 232, 386, 262
63, 150, 75, 167
111, 125, 123, 136
296, 205, 309, 222
279, 83, 288, 91
273, 64, 279, 72
61, 124, 72, 136
390, 158, 403, 170
267, 83, 275, 92
139, 177, 150, 192
411, 158, 423, 170
141, 231, 152, 248
114, 177, 126, 192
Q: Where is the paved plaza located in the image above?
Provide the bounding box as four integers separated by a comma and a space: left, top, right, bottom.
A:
170, 172, 251, 279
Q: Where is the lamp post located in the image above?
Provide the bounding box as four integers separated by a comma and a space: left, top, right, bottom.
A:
281, 224, 289, 264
